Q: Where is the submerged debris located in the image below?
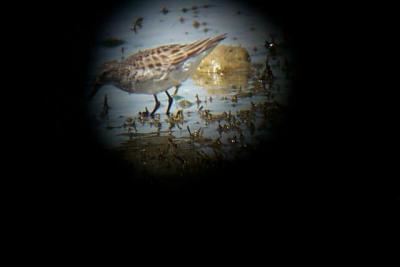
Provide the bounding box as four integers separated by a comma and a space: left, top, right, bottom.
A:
131, 17, 143, 33
195, 94, 202, 105
231, 95, 238, 103
212, 138, 222, 148
166, 109, 184, 130
138, 107, 150, 123
235, 91, 253, 98
192, 20, 200, 29
100, 94, 110, 117
161, 6, 169, 15
187, 125, 203, 141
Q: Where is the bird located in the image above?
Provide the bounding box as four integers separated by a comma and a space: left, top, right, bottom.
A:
90, 33, 227, 116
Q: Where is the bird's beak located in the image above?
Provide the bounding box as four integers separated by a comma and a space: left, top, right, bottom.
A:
88, 80, 102, 100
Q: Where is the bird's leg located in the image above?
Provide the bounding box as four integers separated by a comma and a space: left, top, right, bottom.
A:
150, 94, 160, 117
165, 90, 173, 115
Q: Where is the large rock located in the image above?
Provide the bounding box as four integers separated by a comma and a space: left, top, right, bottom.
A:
196, 45, 251, 73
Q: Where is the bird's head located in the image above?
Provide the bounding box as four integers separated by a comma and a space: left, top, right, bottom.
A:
89, 60, 118, 100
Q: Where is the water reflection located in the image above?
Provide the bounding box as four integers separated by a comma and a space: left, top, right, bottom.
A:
192, 71, 250, 94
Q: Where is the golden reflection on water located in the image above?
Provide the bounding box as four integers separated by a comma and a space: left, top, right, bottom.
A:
191, 71, 250, 94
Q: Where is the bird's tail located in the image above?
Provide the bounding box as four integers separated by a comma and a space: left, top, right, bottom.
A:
170, 34, 227, 65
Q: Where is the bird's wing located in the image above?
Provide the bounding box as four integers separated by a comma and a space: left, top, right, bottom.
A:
168, 33, 227, 66
120, 34, 227, 80
124, 44, 181, 69
127, 34, 227, 68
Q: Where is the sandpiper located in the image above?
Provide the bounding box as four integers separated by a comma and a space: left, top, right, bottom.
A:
91, 34, 227, 116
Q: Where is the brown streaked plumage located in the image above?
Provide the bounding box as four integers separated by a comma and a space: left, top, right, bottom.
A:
91, 34, 227, 116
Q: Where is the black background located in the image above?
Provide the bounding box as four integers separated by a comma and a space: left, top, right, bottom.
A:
23, 0, 397, 213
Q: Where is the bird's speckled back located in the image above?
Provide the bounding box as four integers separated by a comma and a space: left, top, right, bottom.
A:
96, 34, 227, 95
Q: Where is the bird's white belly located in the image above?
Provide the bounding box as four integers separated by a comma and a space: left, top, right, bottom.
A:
122, 68, 185, 94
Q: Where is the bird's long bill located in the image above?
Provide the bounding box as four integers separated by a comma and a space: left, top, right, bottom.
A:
88, 81, 102, 100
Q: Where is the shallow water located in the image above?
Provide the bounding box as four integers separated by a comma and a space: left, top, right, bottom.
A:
86, 0, 292, 176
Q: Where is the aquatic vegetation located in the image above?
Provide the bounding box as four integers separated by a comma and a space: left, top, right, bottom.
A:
211, 137, 222, 148
161, 6, 169, 15
235, 90, 253, 98
192, 20, 200, 29
100, 94, 110, 117
167, 109, 185, 125
231, 95, 238, 103
109, 83, 287, 177
131, 17, 143, 33
187, 125, 201, 139
261, 59, 275, 88
195, 94, 201, 105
